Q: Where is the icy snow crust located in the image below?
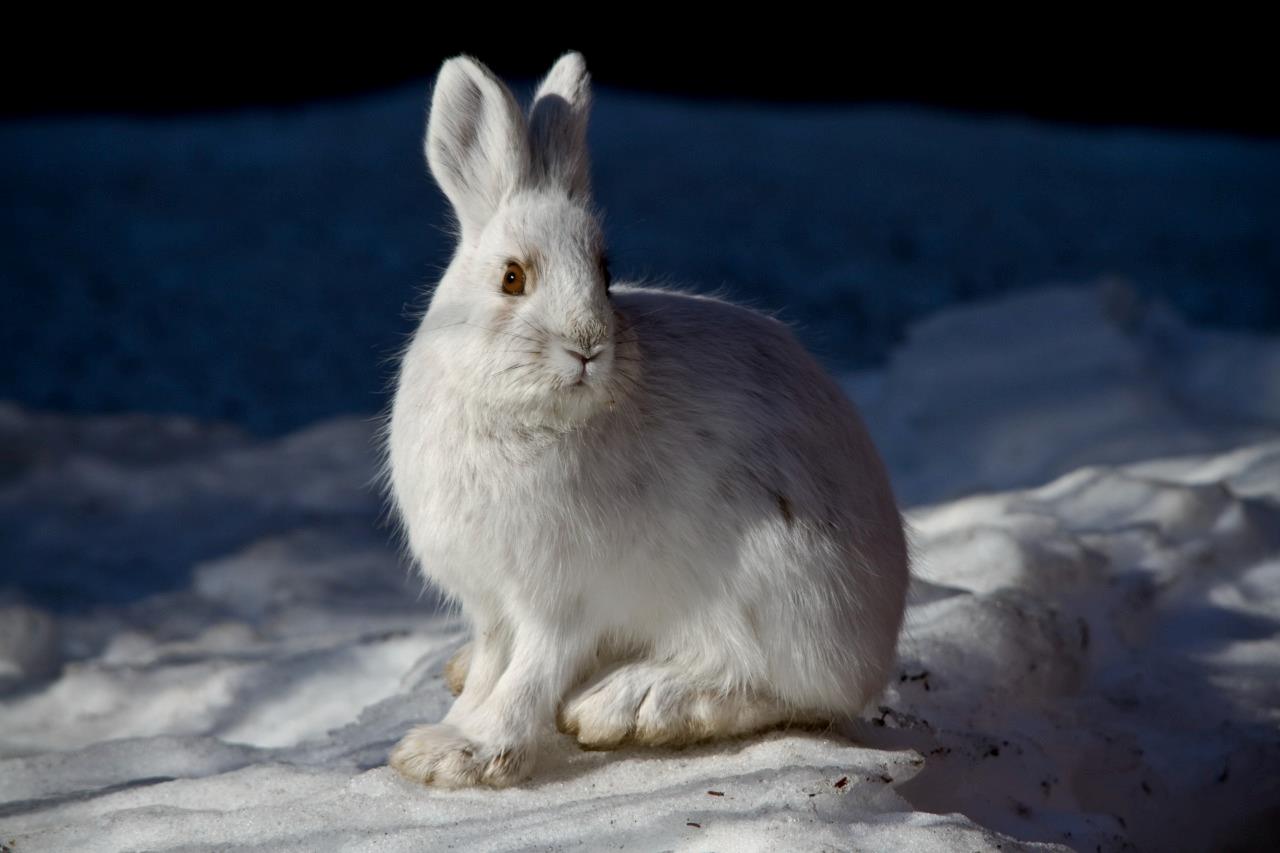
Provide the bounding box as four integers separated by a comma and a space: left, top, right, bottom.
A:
3, 285, 1279, 851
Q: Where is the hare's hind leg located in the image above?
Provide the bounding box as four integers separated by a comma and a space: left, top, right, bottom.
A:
443, 642, 471, 697
559, 662, 820, 749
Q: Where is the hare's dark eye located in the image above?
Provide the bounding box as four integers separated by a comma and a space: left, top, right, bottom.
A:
501, 261, 526, 296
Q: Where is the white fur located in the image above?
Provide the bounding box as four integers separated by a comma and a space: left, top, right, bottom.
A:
386, 52, 909, 787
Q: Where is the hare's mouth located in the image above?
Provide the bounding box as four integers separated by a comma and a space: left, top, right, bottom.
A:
548, 343, 611, 392
565, 372, 596, 391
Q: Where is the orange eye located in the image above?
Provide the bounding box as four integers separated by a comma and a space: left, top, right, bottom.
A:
501, 261, 526, 296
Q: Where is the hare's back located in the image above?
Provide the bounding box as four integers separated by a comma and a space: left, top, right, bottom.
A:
615, 285, 852, 430
613, 286, 893, 512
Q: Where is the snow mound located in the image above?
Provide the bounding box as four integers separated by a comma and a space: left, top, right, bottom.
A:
850, 281, 1280, 504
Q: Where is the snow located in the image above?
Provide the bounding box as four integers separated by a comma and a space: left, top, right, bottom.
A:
848, 281, 1280, 505
3, 280, 1280, 851
4, 78, 1280, 851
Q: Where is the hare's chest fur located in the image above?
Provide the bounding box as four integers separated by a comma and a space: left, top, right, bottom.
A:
389, 365, 675, 615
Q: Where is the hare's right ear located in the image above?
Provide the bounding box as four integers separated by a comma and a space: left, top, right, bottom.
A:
426, 56, 528, 242
528, 51, 592, 199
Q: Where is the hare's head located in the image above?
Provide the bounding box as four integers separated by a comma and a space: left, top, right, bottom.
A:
422, 52, 634, 426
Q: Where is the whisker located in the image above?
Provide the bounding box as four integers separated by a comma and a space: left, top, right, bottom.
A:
423, 318, 541, 345
497, 363, 537, 376
512, 314, 553, 340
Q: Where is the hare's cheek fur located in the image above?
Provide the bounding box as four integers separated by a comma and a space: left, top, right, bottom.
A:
387, 53, 909, 788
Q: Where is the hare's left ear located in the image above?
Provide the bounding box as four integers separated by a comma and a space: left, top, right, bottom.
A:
529, 51, 592, 199
426, 55, 529, 242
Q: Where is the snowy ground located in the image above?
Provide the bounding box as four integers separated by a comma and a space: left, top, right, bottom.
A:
3, 284, 1280, 851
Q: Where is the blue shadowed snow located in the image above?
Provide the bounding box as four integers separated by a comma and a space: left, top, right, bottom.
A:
1, 85, 1278, 433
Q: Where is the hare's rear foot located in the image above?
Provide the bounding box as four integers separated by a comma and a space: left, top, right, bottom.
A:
390, 722, 529, 788
558, 663, 812, 749
443, 643, 472, 697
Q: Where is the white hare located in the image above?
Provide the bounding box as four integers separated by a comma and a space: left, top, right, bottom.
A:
387, 52, 909, 787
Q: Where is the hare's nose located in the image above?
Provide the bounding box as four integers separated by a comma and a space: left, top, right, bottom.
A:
565, 343, 604, 364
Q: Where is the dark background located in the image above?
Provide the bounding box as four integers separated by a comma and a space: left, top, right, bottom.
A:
5, 38, 1276, 136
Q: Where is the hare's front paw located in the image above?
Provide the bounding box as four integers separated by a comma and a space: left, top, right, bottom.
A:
389, 723, 530, 788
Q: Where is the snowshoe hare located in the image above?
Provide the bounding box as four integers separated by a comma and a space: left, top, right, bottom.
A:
387, 52, 909, 787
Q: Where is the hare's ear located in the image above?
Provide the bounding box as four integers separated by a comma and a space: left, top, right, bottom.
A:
426, 55, 529, 241
528, 51, 592, 199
